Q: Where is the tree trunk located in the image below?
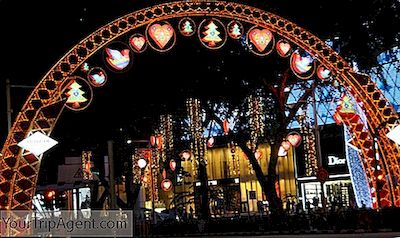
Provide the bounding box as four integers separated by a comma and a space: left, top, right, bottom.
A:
198, 161, 210, 220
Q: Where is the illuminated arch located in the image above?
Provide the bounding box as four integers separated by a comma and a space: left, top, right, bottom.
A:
1, 1, 399, 210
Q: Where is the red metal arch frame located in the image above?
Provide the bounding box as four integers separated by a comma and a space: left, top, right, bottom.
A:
1, 1, 399, 210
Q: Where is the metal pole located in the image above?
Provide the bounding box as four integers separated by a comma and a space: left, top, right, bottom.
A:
312, 89, 326, 210
108, 140, 117, 210
6, 78, 12, 132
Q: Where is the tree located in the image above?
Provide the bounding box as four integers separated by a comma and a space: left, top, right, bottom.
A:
202, 21, 222, 47
182, 20, 193, 35
66, 81, 87, 108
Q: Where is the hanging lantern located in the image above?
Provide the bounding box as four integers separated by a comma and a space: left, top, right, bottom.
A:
278, 146, 288, 157
181, 150, 191, 160
281, 141, 291, 151
207, 137, 215, 147
162, 169, 167, 179
254, 150, 262, 159
169, 159, 177, 171
161, 179, 173, 192
150, 135, 156, 147
286, 132, 302, 147
223, 119, 229, 135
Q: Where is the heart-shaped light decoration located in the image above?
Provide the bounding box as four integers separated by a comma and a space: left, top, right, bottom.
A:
281, 141, 291, 151
278, 146, 287, 157
169, 159, 176, 172
130, 35, 146, 52
148, 23, 174, 49
254, 150, 262, 159
317, 66, 331, 81
276, 40, 291, 57
161, 179, 173, 192
291, 52, 313, 74
207, 137, 215, 147
286, 132, 302, 147
182, 150, 191, 160
249, 28, 273, 52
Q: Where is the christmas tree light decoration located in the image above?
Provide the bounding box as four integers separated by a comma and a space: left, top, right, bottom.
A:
147, 21, 176, 52
198, 18, 227, 49
334, 94, 360, 124
286, 131, 302, 147
88, 67, 107, 87
64, 77, 93, 111
290, 50, 316, 79
248, 26, 274, 56
129, 33, 147, 53
317, 65, 332, 81
81, 62, 90, 72
276, 39, 292, 57
179, 17, 196, 36
227, 20, 244, 39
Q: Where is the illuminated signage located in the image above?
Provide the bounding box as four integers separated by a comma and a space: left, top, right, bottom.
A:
328, 155, 346, 166
17, 132, 58, 156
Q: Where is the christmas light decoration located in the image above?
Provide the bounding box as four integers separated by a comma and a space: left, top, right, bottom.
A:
169, 159, 176, 171
181, 150, 191, 160
223, 119, 230, 135
248, 26, 274, 56
161, 179, 173, 192
105, 47, 131, 71
276, 39, 292, 57
317, 65, 332, 81
227, 20, 244, 39
82, 151, 93, 180
88, 67, 107, 87
129, 33, 147, 53
286, 131, 302, 147
199, 18, 227, 49
290, 50, 316, 79
298, 110, 318, 176
147, 22, 175, 52
247, 93, 265, 151
179, 17, 196, 37
207, 137, 215, 147
150, 135, 156, 147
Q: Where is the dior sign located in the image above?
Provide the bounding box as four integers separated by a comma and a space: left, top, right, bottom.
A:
328, 155, 346, 166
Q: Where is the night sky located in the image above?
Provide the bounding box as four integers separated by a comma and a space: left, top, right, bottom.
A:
0, 0, 397, 183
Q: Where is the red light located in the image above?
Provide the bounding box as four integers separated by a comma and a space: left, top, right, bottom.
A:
46, 190, 55, 199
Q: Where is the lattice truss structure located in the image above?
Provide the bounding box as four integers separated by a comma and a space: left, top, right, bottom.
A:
1, 1, 400, 212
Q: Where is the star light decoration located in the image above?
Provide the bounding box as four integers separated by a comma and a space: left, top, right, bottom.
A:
17, 132, 58, 156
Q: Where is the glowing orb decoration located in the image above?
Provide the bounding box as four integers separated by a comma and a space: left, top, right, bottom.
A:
137, 158, 147, 169
170, 159, 177, 171
162, 169, 167, 179
317, 65, 332, 81
147, 21, 176, 52
227, 20, 244, 39
17, 132, 58, 156
223, 119, 230, 135
198, 18, 227, 50
286, 132, 302, 147
179, 17, 196, 37
281, 141, 291, 151
276, 39, 292, 57
161, 179, 173, 192
247, 26, 274, 56
290, 50, 316, 79
278, 146, 288, 157
63, 76, 93, 111
254, 150, 262, 159
150, 135, 156, 146
181, 150, 191, 160
87, 67, 107, 87
207, 137, 215, 147
129, 33, 147, 53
